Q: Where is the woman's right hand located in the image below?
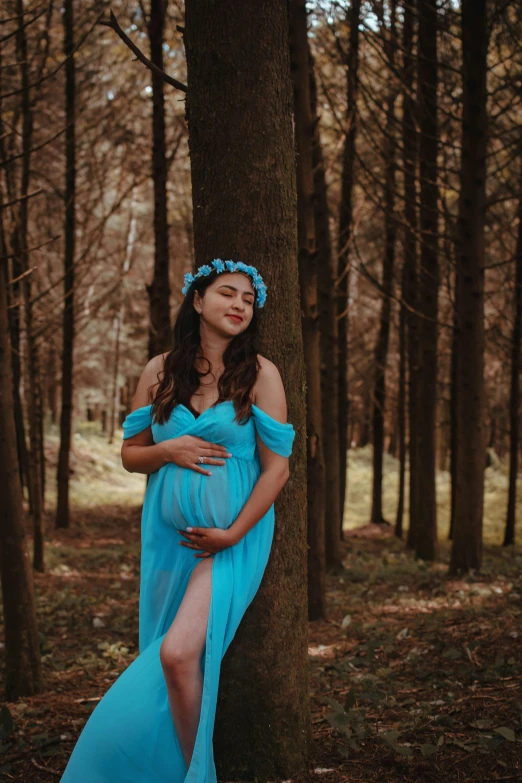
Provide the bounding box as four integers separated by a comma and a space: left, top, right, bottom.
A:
161, 435, 232, 476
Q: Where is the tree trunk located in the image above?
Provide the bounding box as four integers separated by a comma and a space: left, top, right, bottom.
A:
449, 267, 458, 540
290, 0, 326, 620
400, 0, 418, 544
503, 154, 522, 547
109, 192, 137, 443
0, 40, 31, 505
146, 0, 172, 358
15, 0, 45, 570
396, 260, 406, 539
337, 0, 362, 535
311, 46, 343, 568
56, 0, 76, 530
0, 220, 42, 700
450, 0, 488, 574
184, 0, 311, 778
415, 0, 439, 560
370, 1, 398, 525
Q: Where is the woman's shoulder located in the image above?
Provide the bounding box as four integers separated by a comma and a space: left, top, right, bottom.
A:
255, 353, 280, 375
131, 352, 169, 410
253, 354, 285, 408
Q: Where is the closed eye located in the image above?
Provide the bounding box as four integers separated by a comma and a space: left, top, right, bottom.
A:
222, 292, 254, 305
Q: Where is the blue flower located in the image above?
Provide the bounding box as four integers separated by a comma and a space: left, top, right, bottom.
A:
181, 259, 267, 308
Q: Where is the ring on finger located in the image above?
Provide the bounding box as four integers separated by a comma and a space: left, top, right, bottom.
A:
197, 456, 205, 464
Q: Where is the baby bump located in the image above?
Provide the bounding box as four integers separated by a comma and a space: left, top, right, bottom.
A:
159, 460, 249, 531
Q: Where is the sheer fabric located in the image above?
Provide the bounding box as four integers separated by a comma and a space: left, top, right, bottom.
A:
59, 400, 295, 783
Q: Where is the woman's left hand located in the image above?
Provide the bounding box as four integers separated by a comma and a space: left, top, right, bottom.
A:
177, 527, 237, 558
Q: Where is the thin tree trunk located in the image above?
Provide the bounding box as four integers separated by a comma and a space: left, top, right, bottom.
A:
415, 0, 439, 560
56, 0, 76, 530
449, 269, 458, 540
311, 46, 343, 568
337, 0, 362, 536
503, 153, 522, 547
15, 0, 45, 570
290, 0, 326, 619
370, 1, 398, 525
146, 0, 171, 358
109, 193, 137, 442
400, 0, 418, 543
184, 0, 310, 777
450, 0, 488, 574
0, 41, 31, 504
0, 220, 42, 699
396, 260, 406, 539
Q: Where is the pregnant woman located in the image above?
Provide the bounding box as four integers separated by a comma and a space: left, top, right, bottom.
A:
59, 258, 296, 783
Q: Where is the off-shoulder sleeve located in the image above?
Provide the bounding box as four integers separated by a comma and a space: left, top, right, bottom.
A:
122, 405, 153, 440
251, 403, 296, 457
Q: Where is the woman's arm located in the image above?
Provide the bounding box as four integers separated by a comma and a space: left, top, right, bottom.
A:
121, 354, 168, 474
227, 360, 290, 544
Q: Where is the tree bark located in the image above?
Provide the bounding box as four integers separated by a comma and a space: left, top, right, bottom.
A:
290, 0, 326, 619
15, 0, 45, 570
449, 266, 458, 540
56, 0, 76, 529
450, 0, 488, 574
370, 1, 398, 525
337, 0, 362, 535
0, 219, 42, 700
146, 0, 172, 358
398, 0, 418, 542
0, 37, 31, 506
183, 0, 310, 778
415, 0, 439, 560
311, 46, 343, 568
503, 153, 522, 547
109, 192, 137, 443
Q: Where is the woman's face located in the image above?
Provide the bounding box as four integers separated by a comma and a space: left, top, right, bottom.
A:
194, 272, 255, 335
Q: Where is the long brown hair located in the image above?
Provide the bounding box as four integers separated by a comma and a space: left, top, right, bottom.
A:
149, 267, 261, 425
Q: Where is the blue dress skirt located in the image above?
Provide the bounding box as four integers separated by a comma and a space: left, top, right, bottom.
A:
59, 400, 296, 783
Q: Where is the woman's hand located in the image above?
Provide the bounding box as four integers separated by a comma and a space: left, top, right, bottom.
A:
177, 527, 237, 558
161, 435, 232, 476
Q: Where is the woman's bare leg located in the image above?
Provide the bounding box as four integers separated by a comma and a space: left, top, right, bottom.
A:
159, 557, 213, 770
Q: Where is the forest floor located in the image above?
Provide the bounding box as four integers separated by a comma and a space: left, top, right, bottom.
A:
0, 425, 521, 782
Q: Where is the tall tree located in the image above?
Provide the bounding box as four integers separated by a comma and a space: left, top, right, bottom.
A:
450, 0, 489, 573
503, 151, 522, 547
290, 0, 326, 619
56, 0, 77, 529
397, 0, 418, 542
15, 0, 45, 569
0, 218, 42, 699
146, 0, 172, 358
183, 0, 311, 778
415, 0, 439, 560
312, 44, 343, 568
370, 0, 398, 525
337, 0, 362, 532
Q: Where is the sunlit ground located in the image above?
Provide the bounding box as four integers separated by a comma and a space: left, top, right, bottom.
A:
44, 420, 147, 509
344, 444, 521, 546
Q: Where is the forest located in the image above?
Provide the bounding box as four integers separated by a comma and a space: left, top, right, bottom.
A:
0, 0, 521, 781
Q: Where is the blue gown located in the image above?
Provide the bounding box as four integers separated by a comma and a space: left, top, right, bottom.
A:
59, 399, 296, 783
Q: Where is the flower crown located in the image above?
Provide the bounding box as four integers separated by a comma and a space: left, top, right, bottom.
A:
182, 258, 268, 308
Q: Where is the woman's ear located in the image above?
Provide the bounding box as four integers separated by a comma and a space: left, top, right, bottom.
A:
193, 291, 202, 314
